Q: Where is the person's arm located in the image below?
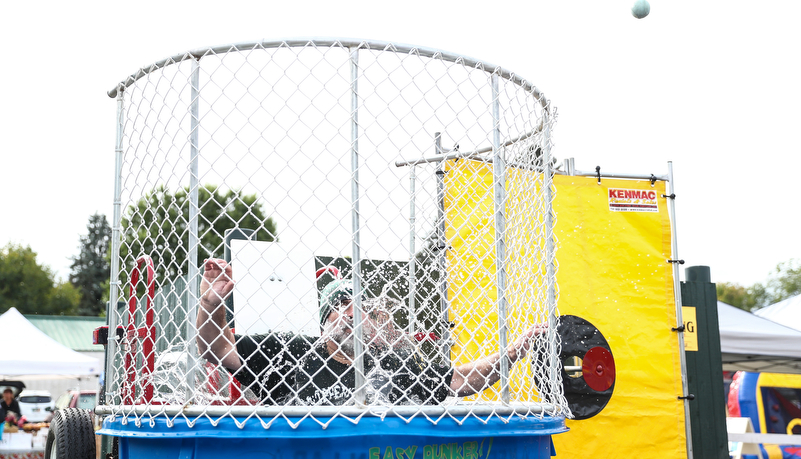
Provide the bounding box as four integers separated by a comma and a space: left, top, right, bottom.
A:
196, 258, 242, 370
449, 324, 546, 397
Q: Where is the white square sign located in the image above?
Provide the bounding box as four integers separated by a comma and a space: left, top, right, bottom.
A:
230, 240, 320, 337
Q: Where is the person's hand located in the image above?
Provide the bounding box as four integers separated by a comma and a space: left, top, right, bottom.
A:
200, 258, 234, 311
196, 258, 241, 370
508, 323, 548, 363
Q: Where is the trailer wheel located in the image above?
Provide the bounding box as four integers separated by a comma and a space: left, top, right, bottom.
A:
45, 408, 96, 459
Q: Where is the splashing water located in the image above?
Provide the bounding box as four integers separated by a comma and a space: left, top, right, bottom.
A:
149, 342, 258, 405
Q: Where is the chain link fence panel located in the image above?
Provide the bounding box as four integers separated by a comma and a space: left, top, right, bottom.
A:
99, 38, 569, 430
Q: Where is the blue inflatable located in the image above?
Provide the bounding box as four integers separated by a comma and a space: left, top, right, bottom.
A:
728, 371, 801, 459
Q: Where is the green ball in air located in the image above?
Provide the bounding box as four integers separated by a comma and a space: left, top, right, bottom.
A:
632, 0, 650, 19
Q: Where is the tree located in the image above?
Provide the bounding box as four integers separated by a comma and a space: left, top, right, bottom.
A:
0, 243, 80, 315
764, 259, 801, 303
48, 282, 82, 315
120, 185, 278, 282
716, 258, 801, 311
715, 282, 768, 312
69, 213, 111, 316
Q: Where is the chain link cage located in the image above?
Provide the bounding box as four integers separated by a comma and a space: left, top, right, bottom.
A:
98, 38, 569, 429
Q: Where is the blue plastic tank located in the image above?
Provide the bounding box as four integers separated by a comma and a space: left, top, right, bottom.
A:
100, 415, 567, 459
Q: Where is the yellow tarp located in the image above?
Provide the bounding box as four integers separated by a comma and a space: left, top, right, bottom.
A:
444, 158, 551, 401
443, 160, 688, 458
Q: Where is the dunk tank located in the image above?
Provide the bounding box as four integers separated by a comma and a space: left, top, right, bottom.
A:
75, 39, 574, 459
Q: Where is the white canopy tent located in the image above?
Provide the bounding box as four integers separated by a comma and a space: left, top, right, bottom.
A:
753, 294, 801, 332
0, 307, 100, 378
718, 301, 801, 374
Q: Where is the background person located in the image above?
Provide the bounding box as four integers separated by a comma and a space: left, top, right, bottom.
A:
1, 388, 20, 423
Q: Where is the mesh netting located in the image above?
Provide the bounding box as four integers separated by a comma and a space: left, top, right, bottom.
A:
99, 38, 568, 429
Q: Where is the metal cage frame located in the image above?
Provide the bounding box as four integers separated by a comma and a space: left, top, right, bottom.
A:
98, 38, 566, 427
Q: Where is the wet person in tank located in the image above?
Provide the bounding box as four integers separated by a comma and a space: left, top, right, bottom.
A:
196, 259, 547, 405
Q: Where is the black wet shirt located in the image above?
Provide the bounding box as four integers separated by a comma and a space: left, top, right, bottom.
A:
231, 333, 453, 406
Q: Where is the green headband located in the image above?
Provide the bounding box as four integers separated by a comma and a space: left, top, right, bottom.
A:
319, 279, 353, 326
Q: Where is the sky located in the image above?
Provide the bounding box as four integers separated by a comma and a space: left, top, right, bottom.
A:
1, 0, 799, 289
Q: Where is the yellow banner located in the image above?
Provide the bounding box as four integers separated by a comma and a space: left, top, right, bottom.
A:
443, 162, 687, 458
551, 174, 686, 458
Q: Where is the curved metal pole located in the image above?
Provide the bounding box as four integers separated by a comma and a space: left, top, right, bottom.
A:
96, 402, 555, 418
107, 38, 548, 107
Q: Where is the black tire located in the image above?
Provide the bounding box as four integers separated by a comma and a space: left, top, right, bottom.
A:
45, 408, 96, 459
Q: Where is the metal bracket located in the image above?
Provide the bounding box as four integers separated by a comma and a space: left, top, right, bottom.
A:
667, 259, 685, 265
678, 394, 696, 401
672, 324, 686, 332
662, 193, 676, 199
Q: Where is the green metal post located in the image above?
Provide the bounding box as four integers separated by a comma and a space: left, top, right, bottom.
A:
681, 265, 728, 459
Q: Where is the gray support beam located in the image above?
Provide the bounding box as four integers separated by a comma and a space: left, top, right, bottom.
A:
104, 88, 125, 405
491, 74, 510, 403
185, 58, 201, 401
666, 162, 694, 459
408, 167, 417, 334
348, 45, 366, 405
542, 109, 559, 402
434, 132, 450, 362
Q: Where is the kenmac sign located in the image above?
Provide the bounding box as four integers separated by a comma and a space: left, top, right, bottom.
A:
608, 188, 658, 212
